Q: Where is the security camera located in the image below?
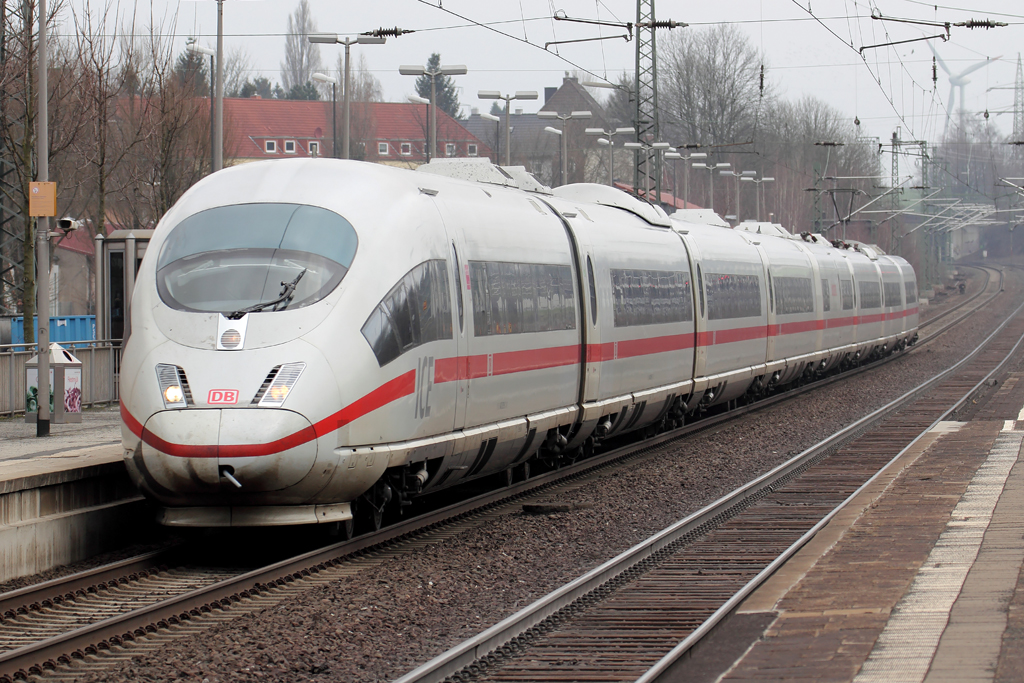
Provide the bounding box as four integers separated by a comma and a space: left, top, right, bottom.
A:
57, 217, 82, 233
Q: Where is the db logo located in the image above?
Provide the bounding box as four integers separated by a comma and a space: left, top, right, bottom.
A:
208, 389, 239, 405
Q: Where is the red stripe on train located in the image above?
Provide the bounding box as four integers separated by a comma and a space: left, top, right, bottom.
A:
124, 370, 416, 459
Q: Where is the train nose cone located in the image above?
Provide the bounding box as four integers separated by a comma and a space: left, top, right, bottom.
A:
138, 409, 317, 497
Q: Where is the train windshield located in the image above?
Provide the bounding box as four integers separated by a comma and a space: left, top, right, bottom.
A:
156, 203, 357, 314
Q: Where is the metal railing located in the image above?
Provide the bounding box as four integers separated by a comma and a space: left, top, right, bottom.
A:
0, 340, 122, 417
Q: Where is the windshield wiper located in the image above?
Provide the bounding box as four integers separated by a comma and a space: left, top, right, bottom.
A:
226, 269, 307, 320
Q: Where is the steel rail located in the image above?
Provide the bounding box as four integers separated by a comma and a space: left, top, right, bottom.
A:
0, 267, 1000, 681
392, 294, 1024, 683
917, 265, 999, 333
637, 292, 1024, 682
0, 550, 174, 617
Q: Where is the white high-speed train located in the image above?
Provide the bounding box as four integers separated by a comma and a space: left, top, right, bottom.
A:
119, 158, 918, 529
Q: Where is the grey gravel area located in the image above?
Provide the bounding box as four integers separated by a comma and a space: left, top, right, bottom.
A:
56, 269, 1019, 683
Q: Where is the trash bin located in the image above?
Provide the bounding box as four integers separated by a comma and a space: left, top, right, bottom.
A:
25, 342, 83, 424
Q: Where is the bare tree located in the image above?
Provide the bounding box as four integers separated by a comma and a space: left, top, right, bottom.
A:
222, 45, 253, 98
659, 25, 766, 148
280, 0, 321, 93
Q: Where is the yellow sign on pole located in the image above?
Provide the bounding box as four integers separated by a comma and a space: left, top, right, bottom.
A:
28, 182, 56, 217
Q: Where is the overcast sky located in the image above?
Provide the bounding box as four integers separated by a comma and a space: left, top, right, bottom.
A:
68, 1, 1024, 145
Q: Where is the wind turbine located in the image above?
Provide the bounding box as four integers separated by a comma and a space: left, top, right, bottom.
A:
929, 42, 1001, 139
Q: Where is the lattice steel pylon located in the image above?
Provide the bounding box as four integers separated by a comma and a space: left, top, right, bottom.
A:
1015, 55, 1024, 142
634, 0, 660, 202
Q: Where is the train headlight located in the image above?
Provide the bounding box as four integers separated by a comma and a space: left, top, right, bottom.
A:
257, 362, 305, 408
156, 364, 188, 409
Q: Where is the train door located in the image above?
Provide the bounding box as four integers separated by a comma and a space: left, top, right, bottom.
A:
751, 243, 776, 366
676, 232, 706, 383
447, 236, 471, 432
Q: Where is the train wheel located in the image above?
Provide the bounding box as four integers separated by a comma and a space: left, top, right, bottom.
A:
516, 461, 531, 482
370, 505, 384, 532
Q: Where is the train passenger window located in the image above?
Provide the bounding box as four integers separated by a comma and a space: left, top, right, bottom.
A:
840, 280, 854, 310
361, 260, 453, 367
469, 261, 576, 336
883, 281, 903, 307
821, 279, 831, 312
858, 280, 882, 309
452, 244, 464, 332
905, 280, 918, 304
774, 276, 814, 315
610, 268, 692, 327
156, 204, 357, 314
587, 256, 598, 326
704, 272, 762, 320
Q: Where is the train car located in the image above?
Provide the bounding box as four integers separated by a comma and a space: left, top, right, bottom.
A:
119, 158, 918, 528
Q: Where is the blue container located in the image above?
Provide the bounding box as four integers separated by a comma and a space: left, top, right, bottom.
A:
12, 315, 96, 347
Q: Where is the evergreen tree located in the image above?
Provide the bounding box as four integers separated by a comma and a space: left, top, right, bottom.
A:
489, 101, 504, 116
239, 76, 276, 99
287, 81, 321, 101
415, 53, 463, 120
174, 50, 210, 95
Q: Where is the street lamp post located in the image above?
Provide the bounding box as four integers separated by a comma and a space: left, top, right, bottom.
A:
586, 126, 635, 186
400, 63, 468, 161
480, 112, 501, 162
309, 33, 388, 160
477, 91, 538, 166
624, 141, 671, 201
692, 161, 731, 212
539, 111, 592, 186
186, 42, 216, 172
664, 151, 705, 208
720, 170, 756, 223
311, 73, 338, 157
740, 175, 776, 221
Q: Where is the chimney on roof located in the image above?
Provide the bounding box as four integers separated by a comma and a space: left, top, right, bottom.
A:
250, 95, 262, 99
471, 107, 479, 115
544, 87, 556, 103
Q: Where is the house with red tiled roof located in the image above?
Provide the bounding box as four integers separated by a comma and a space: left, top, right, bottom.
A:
223, 98, 491, 166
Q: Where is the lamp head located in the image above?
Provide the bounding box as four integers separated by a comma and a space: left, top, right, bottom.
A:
543, 126, 562, 135
440, 65, 468, 76
585, 128, 606, 136
311, 72, 337, 85
399, 65, 425, 76
480, 112, 501, 122
408, 95, 430, 105
690, 152, 707, 159
570, 110, 592, 119
514, 91, 539, 100
308, 33, 339, 44
536, 111, 558, 119
356, 35, 386, 44
478, 91, 502, 99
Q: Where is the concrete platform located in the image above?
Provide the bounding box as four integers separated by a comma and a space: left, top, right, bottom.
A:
686, 371, 1024, 683
0, 406, 148, 584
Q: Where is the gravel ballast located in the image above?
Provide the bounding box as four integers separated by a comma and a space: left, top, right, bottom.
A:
55, 267, 1022, 683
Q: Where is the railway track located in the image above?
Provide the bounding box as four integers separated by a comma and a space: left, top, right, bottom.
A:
0, 267, 1003, 682
393, 278, 1024, 683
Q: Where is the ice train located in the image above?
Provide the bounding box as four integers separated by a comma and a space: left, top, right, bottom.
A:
118, 158, 918, 528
